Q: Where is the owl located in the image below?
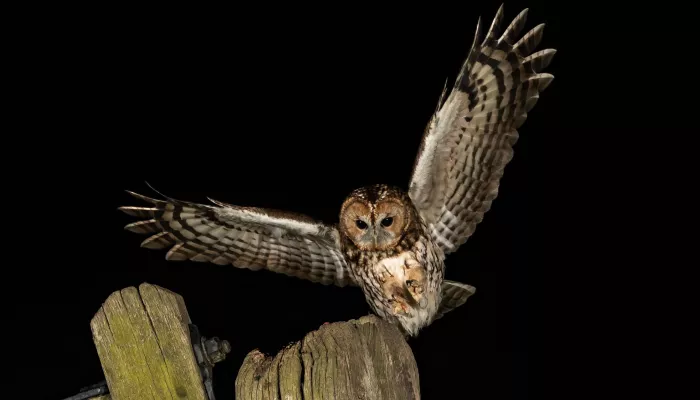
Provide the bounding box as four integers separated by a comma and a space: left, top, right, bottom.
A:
119, 5, 555, 337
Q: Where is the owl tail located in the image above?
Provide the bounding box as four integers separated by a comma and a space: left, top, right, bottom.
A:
435, 280, 476, 320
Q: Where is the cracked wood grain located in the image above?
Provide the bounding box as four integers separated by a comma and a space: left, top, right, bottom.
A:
90, 283, 207, 400
235, 315, 420, 400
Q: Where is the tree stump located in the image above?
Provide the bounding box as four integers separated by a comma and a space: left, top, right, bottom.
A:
235, 315, 421, 400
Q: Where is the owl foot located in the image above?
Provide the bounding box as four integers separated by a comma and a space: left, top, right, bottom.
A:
403, 264, 427, 306
406, 279, 423, 294
382, 279, 411, 316
390, 296, 410, 315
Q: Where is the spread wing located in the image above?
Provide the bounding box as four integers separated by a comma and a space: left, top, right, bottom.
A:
119, 190, 354, 287
408, 5, 555, 254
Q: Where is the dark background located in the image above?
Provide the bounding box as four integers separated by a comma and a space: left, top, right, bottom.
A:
13, 1, 568, 398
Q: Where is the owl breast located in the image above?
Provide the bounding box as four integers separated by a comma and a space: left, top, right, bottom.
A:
348, 231, 445, 336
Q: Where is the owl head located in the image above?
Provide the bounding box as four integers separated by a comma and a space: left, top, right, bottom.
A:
339, 184, 417, 251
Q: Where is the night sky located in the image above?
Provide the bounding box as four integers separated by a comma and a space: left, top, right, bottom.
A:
14, 1, 566, 398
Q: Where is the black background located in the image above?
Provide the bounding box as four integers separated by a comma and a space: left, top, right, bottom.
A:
12, 1, 570, 398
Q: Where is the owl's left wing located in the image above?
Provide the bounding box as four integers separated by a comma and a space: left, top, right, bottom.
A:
119, 190, 355, 287
408, 5, 555, 254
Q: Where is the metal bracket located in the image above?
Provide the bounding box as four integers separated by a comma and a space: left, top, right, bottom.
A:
189, 323, 231, 400
61, 380, 108, 400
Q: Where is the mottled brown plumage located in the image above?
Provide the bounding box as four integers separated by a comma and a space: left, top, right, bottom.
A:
119, 4, 554, 336
337, 185, 444, 335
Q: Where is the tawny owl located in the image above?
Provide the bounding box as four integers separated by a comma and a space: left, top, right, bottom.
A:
119, 5, 555, 336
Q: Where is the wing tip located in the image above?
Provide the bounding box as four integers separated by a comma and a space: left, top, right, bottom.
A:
496, 3, 505, 15
139, 232, 173, 249
532, 72, 555, 91
464, 284, 476, 295
483, 3, 506, 45
516, 7, 530, 22
118, 205, 158, 218
207, 196, 232, 208
443, 280, 477, 299
505, 8, 531, 43
124, 190, 161, 204
144, 181, 180, 202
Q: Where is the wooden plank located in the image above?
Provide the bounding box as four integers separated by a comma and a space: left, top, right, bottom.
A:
91, 283, 207, 400
121, 286, 176, 399
235, 315, 421, 399
278, 343, 303, 400
91, 292, 156, 399
139, 283, 207, 400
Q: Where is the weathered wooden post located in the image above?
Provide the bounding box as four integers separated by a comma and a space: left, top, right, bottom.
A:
74, 282, 440, 399
86, 282, 229, 400
235, 314, 421, 400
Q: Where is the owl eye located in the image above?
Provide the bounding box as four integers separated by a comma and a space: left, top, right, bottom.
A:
381, 217, 393, 227
355, 219, 368, 230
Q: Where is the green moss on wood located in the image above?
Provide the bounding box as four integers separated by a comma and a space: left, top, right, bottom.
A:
90, 283, 207, 400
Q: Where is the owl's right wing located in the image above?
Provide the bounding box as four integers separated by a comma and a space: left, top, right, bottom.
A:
119, 190, 355, 287
408, 5, 555, 254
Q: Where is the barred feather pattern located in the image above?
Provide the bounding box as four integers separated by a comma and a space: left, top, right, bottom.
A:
409, 5, 555, 254
119, 191, 354, 287
435, 280, 476, 321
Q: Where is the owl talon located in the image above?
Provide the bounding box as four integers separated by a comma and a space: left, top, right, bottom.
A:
393, 301, 409, 315
406, 279, 423, 294
390, 296, 410, 315
406, 281, 426, 308
404, 265, 427, 302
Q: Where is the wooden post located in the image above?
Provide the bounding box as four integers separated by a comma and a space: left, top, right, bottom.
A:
85, 283, 421, 399
235, 315, 421, 400
90, 283, 214, 400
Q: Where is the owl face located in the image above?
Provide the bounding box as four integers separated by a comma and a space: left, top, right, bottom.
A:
339, 185, 413, 251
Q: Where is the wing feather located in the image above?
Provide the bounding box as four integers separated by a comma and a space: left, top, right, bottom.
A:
409, 5, 555, 254
435, 280, 476, 321
119, 190, 355, 287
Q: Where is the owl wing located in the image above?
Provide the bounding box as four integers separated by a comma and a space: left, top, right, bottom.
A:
119, 190, 355, 287
408, 5, 555, 254
435, 280, 476, 321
